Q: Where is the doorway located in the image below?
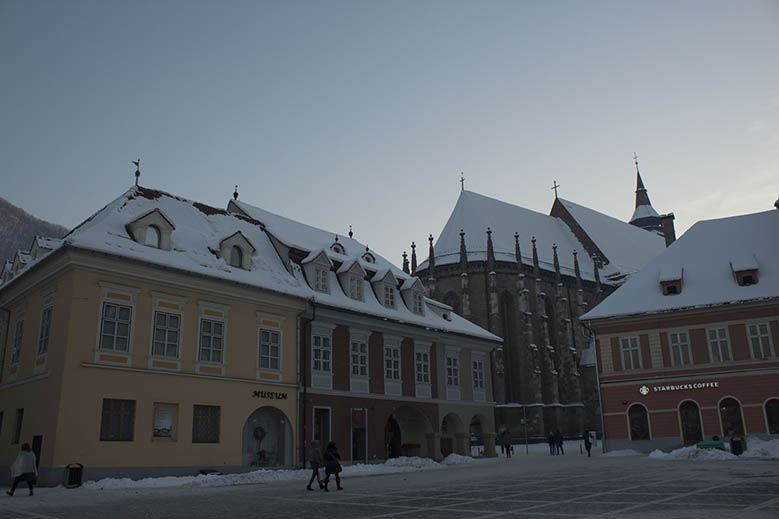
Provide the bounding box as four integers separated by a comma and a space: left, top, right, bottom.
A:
679, 401, 703, 445
385, 415, 402, 458
351, 408, 367, 463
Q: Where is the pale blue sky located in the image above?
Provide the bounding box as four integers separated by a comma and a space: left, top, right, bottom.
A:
1, 0, 778, 264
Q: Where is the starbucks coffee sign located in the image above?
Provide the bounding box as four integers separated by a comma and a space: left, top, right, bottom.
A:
639, 381, 719, 395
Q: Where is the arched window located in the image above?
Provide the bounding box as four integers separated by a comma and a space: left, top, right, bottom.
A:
679, 400, 703, 444
230, 246, 243, 268
144, 225, 161, 248
719, 397, 745, 436
628, 404, 650, 440
765, 399, 779, 434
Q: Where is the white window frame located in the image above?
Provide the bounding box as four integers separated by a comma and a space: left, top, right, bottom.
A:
94, 283, 140, 365
199, 318, 225, 364
412, 291, 424, 315
383, 284, 395, 308
311, 322, 335, 390
195, 301, 229, 376
414, 341, 431, 399
669, 331, 692, 366
707, 327, 731, 363
99, 302, 133, 353
349, 274, 363, 300
37, 305, 52, 356
350, 329, 369, 393
258, 327, 281, 371
384, 336, 401, 396
748, 323, 773, 359
472, 352, 486, 402
445, 346, 461, 400
151, 311, 181, 359
315, 267, 329, 293
620, 336, 642, 370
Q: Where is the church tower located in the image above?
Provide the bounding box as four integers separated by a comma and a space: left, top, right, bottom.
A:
629, 154, 663, 234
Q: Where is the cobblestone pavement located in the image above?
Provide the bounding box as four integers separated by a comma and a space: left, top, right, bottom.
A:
2, 454, 779, 518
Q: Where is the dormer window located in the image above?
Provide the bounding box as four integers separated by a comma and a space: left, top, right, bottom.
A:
230, 246, 243, 268
659, 266, 683, 296
145, 225, 161, 248
413, 291, 424, 314
362, 252, 375, 264
735, 269, 758, 286
331, 243, 345, 255
731, 256, 759, 287
384, 285, 395, 307
349, 274, 363, 300
126, 209, 175, 251
315, 267, 329, 293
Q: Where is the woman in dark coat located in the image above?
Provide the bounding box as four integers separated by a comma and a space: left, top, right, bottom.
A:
306, 440, 324, 491
547, 432, 556, 455
322, 441, 343, 491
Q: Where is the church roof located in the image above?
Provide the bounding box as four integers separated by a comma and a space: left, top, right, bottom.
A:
582, 209, 779, 321
420, 190, 665, 283
557, 198, 665, 276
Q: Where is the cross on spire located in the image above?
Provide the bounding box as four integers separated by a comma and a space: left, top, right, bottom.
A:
132, 159, 141, 186
460, 172, 465, 192
551, 180, 561, 199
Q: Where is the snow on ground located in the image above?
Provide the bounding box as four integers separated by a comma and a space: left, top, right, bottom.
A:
648, 436, 779, 461
602, 449, 643, 457
81, 454, 481, 490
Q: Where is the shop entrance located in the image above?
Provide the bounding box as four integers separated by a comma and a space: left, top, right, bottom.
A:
385, 415, 402, 458
679, 401, 703, 445
242, 406, 293, 467
351, 408, 367, 463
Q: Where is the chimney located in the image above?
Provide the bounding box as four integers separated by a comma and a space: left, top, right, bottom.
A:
661, 213, 676, 247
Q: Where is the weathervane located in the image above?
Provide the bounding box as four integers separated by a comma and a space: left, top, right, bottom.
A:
132, 159, 141, 186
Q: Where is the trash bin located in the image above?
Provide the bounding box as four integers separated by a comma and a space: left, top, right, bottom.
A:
729, 437, 746, 456
65, 463, 84, 488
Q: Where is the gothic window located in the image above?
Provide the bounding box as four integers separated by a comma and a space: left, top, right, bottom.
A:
719, 398, 745, 437
628, 404, 650, 441
443, 292, 460, 315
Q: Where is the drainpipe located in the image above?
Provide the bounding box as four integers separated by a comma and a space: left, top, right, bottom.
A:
584, 322, 608, 454
299, 298, 315, 468
0, 307, 9, 385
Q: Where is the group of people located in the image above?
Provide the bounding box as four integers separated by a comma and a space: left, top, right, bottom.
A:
547, 429, 565, 455
306, 440, 343, 492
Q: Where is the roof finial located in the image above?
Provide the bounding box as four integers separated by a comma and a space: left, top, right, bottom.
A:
233, 184, 239, 200
514, 232, 521, 264
402, 251, 409, 274
334, 235, 339, 242
531, 236, 540, 274
460, 172, 465, 192
551, 180, 560, 199
552, 243, 560, 280
132, 158, 141, 186
348, 225, 353, 239
411, 241, 417, 274
365, 245, 369, 252
459, 229, 468, 272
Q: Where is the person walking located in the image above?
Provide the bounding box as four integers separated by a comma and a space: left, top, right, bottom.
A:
502, 429, 512, 458
583, 431, 592, 457
547, 431, 556, 455
6, 443, 37, 496
554, 429, 564, 455
322, 441, 343, 491
306, 439, 324, 491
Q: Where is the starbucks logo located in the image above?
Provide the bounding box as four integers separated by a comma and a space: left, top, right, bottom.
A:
639, 385, 650, 396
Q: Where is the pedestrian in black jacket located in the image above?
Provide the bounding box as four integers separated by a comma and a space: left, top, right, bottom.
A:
547, 432, 556, 455
306, 440, 324, 491
583, 431, 592, 457
322, 441, 343, 491
554, 429, 564, 455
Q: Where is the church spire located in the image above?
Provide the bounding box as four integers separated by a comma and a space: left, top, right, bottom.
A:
532, 236, 540, 277
552, 243, 561, 283
514, 232, 521, 264
410, 242, 417, 275
459, 229, 468, 272
427, 234, 436, 278
486, 228, 495, 271
629, 153, 664, 234
573, 250, 582, 290
402, 251, 409, 274
633, 153, 652, 209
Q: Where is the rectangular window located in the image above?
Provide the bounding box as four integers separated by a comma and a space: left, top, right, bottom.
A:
748, 323, 772, 358
13, 409, 23, 444
312, 335, 331, 372
192, 405, 220, 443
415, 351, 429, 383
707, 328, 731, 363
11, 319, 23, 364
384, 285, 395, 307
199, 319, 224, 363
100, 302, 131, 352
152, 311, 180, 358
153, 403, 177, 439
669, 331, 691, 366
620, 337, 641, 370
100, 399, 135, 441
351, 339, 367, 377
413, 292, 424, 314
37, 307, 52, 355
446, 355, 459, 386
259, 328, 280, 370
472, 359, 485, 389
315, 268, 329, 292
384, 344, 400, 380
349, 275, 363, 300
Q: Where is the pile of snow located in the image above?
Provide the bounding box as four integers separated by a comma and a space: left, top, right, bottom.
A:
81, 455, 478, 490
602, 449, 643, 457
648, 437, 779, 461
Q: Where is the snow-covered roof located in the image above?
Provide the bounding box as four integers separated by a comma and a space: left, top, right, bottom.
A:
421, 191, 665, 282
557, 198, 666, 276
582, 209, 779, 321
0, 185, 499, 343
629, 203, 660, 222
34, 236, 63, 250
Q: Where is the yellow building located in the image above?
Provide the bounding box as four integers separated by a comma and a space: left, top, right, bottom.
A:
0, 186, 307, 485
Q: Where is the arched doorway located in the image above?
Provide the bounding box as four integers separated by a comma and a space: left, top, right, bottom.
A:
719, 397, 745, 437
679, 401, 703, 445
469, 415, 485, 456
242, 406, 293, 467
441, 413, 464, 456
628, 404, 650, 441
392, 405, 434, 458
385, 415, 402, 458
766, 399, 779, 434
